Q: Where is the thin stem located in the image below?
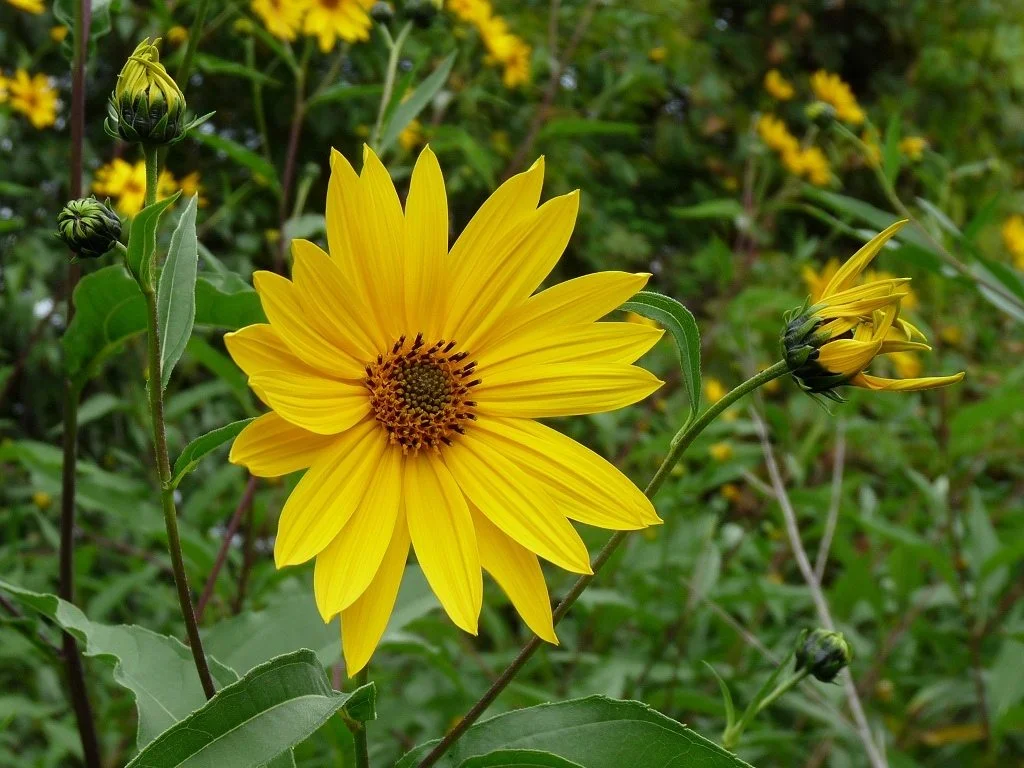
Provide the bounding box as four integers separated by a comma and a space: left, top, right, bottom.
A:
142, 147, 218, 700
751, 408, 888, 768
814, 419, 846, 581
352, 667, 371, 768
196, 475, 258, 623
370, 22, 412, 151
723, 669, 810, 750
61, 1, 102, 765
276, 42, 311, 272
416, 360, 792, 768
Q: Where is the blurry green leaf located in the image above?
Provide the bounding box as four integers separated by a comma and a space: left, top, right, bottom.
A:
702, 662, 737, 731
621, 291, 701, 423
126, 192, 181, 289
172, 418, 254, 487
48, 393, 124, 435
380, 51, 456, 152
307, 83, 383, 109
126, 649, 375, 768
195, 54, 280, 87
54, 0, 114, 43
397, 697, 752, 768
802, 187, 934, 251
157, 195, 200, 389
963, 195, 1001, 241
185, 336, 250, 401
459, 751, 584, 768
916, 197, 961, 238
192, 131, 281, 193
0, 579, 237, 748
538, 120, 640, 140
670, 199, 743, 221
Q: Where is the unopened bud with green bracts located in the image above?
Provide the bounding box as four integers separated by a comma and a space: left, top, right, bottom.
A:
795, 628, 852, 683
56, 197, 122, 260
105, 38, 212, 146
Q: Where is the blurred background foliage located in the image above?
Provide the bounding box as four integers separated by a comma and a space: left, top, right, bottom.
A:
1, 0, 1023, 766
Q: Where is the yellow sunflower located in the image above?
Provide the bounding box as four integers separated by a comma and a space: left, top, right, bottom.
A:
303, 0, 374, 52
6, 0, 44, 13
225, 146, 663, 673
7, 70, 58, 129
251, 0, 307, 41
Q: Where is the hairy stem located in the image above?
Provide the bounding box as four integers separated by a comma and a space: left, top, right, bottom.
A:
143, 147, 218, 700
352, 667, 371, 768
416, 361, 792, 768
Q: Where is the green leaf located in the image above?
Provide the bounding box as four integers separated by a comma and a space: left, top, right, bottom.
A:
172, 418, 254, 487
307, 83, 383, 109
54, 0, 114, 44
459, 751, 585, 768
802, 187, 934, 251
621, 291, 701, 423
0, 579, 237, 748
670, 199, 744, 221
537, 119, 640, 141
380, 51, 456, 152
194, 53, 281, 87
126, 649, 375, 768
397, 697, 752, 768
703, 661, 737, 731
157, 195, 200, 389
191, 131, 281, 193
126, 192, 182, 289
195, 276, 266, 329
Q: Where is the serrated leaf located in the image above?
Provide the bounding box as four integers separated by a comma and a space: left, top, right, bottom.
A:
459, 750, 585, 768
126, 192, 182, 288
126, 649, 375, 768
157, 195, 200, 389
0, 579, 237, 748
397, 697, 753, 768
379, 51, 456, 152
621, 291, 701, 423
172, 418, 254, 487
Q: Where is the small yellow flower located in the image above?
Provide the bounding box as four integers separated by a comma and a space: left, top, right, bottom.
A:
783, 146, 831, 186
178, 171, 207, 207
225, 146, 664, 673
939, 325, 962, 347
50, 26, 70, 43
784, 221, 965, 397
167, 25, 189, 46
447, 0, 491, 24
303, 0, 374, 52
709, 442, 733, 462
810, 70, 864, 125
398, 119, 424, 152
648, 46, 667, 63
6, 0, 44, 13
899, 136, 928, 162
92, 159, 178, 215
720, 483, 741, 503
251, 0, 306, 41
32, 490, 52, 510
1001, 215, 1024, 270
7, 70, 59, 128
0, 74, 9, 105
763, 69, 794, 100
756, 114, 799, 156
704, 377, 727, 404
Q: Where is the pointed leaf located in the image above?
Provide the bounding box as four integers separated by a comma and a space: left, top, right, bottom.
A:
157, 195, 200, 389
379, 51, 456, 152
172, 418, 255, 487
126, 192, 181, 288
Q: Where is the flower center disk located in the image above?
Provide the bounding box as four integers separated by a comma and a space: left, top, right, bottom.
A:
365, 334, 480, 454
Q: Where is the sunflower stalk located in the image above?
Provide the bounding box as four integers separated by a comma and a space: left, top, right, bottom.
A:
141, 145, 218, 700
415, 359, 792, 768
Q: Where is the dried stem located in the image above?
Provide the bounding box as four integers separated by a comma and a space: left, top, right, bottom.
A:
814, 419, 846, 581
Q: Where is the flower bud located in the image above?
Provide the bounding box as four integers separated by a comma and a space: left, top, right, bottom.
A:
795, 628, 852, 683
780, 305, 848, 401
371, 1, 395, 23
107, 38, 186, 145
403, 0, 440, 27
56, 197, 122, 259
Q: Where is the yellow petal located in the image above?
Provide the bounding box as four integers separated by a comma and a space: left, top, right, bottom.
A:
497, 272, 650, 344
313, 446, 403, 620
249, 370, 369, 435
340, 513, 410, 675
253, 271, 363, 377
473, 509, 557, 644
821, 220, 908, 298
229, 412, 336, 477
403, 146, 448, 338
223, 324, 315, 378
291, 239, 387, 359
878, 340, 932, 355
326, 148, 376, 311
454, 191, 580, 351
479, 322, 663, 371
817, 339, 882, 377
474, 363, 663, 418
405, 453, 482, 634
444, 434, 592, 573
359, 145, 405, 337
850, 371, 966, 391
472, 417, 660, 529
274, 421, 386, 567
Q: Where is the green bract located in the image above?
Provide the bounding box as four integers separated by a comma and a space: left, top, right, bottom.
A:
56, 197, 122, 259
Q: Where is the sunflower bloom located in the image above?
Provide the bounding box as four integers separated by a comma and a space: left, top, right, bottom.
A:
1001, 215, 1024, 270
92, 158, 177, 215
6, 0, 44, 13
303, 0, 374, 52
7, 70, 58, 129
810, 70, 864, 125
783, 221, 964, 399
763, 69, 794, 100
899, 136, 928, 162
225, 146, 664, 673
251, 0, 308, 41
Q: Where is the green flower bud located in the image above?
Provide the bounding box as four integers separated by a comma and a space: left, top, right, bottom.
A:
371, 1, 395, 23
106, 38, 190, 145
403, 0, 440, 27
780, 305, 848, 402
795, 628, 852, 683
56, 197, 122, 259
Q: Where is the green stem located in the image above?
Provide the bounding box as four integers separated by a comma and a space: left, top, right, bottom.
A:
142, 148, 218, 700
351, 667, 371, 768
416, 360, 793, 768
723, 669, 810, 751
370, 21, 412, 151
